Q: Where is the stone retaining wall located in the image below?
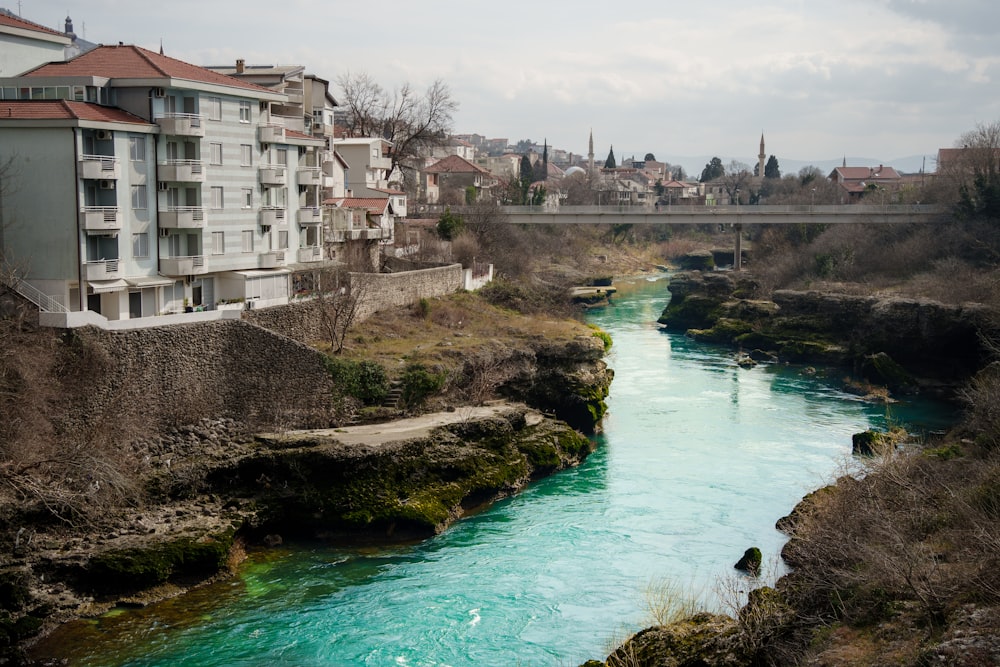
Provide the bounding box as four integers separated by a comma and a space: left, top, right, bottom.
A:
350, 264, 464, 320
74, 319, 335, 430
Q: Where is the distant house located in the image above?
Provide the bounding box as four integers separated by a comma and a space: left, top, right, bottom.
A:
0, 11, 71, 76
828, 165, 902, 202
424, 154, 495, 204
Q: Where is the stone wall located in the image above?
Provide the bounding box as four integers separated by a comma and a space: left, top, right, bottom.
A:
74, 319, 335, 430
242, 264, 464, 344
350, 264, 464, 320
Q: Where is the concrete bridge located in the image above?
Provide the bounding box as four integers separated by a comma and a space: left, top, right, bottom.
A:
498, 204, 944, 270
500, 204, 943, 225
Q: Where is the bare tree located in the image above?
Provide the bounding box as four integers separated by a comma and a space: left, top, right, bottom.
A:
337, 72, 458, 187
722, 160, 753, 204
314, 265, 376, 354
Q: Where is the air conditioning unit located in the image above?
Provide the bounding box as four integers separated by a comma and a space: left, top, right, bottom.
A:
153, 87, 166, 98
99, 179, 115, 190
95, 129, 112, 141
159, 228, 170, 238
260, 225, 271, 233
157, 181, 168, 191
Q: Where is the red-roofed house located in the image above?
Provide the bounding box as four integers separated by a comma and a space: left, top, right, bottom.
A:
828, 165, 902, 202
424, 154, 495, 204
323, 197, 396, 246
0, 10, 71, 76
0, 45, 338, 322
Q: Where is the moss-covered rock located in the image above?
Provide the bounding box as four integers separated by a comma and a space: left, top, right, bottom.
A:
676, 251, 716, 271
601, 612, 749, 667
859, 352, 918, 394
735, 546, 763, 575
87, 531, 237, 592
852, 427, 907, 457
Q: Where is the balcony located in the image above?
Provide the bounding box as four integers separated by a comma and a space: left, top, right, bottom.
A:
160, 255, 207, 276
297, 207, 322, 225
84, 258, 121, 280
284, 89, 304, 105
259, 166, 286, 185
297, 246, 323, 263
159, 206, 206, 229
258, 251, 286, 269
371, 155, 393, 170
78, 154, 120, 180
155, 113, 205, 137
79, 206, 122, 231
297, 167, 322, 186
259, 207, 287, 227
158, 160, 205, 183
259, 125, 286, 143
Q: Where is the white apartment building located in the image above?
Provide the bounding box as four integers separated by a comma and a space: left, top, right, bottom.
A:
0, 44, 335, 320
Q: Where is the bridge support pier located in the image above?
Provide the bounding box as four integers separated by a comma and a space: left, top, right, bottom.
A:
733, 223, 743, 271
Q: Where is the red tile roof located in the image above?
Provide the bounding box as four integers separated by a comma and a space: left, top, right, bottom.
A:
0, 99, 151, 124
829, 166, 901, 181
425, 154, 487, 174
23, 45, 275, 94
0, 12, 67, 38
324, 197, 390, 214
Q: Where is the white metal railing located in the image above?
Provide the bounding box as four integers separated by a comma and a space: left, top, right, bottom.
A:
86, 258, 120, 274
261, 207, 286, 219
4, 275, 68, 313
162, 159, 204, 174
79, 154, 118, 170
156, 112, 202, 126
164, 206, 205, 220
81, 205, 120, 222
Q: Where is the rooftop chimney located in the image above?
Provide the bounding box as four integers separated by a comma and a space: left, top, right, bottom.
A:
236, 59, 245, 74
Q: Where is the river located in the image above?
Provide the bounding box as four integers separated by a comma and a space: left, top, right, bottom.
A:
35, 274, 955, 666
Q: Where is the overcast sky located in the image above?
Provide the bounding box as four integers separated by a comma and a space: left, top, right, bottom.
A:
23, 0, 1000, 172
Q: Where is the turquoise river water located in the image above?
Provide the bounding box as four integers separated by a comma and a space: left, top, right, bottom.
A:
35, 274, 956, 666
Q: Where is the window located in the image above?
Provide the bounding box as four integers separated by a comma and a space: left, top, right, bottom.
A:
239, 101, 251, 123
277, 230, 288, 249
211, 186, 224, 209
240, 144, 253, 167
275, 148, 288, 166
210, 142, 223, 165
212, 231, 225, 255
131, 184, 148, 210
241, 230, 254, 253
206, 96, 222, 121
242, 188, 253, 209
132, 232, 149, 258
128, 135, 146, 162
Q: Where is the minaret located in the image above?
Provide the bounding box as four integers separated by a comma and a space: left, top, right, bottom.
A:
758, 133, 766, 179
588, 129, 595, 176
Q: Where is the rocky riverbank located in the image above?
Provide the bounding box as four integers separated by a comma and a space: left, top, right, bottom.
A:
657, 270, 998, 396
11, 406, 595, 662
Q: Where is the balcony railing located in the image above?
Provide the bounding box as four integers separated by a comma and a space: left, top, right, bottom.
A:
297, 167, 322, 186
159, 206, 206, 229
284, 90, 304, 104
78, 154, 120, 180
158, 159, 205, 182
259, 166, 286, 185
297, 246, 322, 263
260, 207, 287, 227
79, 206, 122, 231
160, 255, 207, 276
297, 207, 322, 224
155, 113, 205, 137
84, 258, 121, 280
259, 125, 286, 143
258, 251, 286, 268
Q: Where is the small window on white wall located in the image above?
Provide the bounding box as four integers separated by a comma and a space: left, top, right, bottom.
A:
240, 144, 252, 166
132, 232, 149, 258
210, 142, 223, 165
239, 101, 251, 123
241, 230, 254, 253
128, 135, 146, 161
207, 96, 222, 121
211, 186, 224, 209
131, 184, 148, 210
242, 188, 253, 209
212, 231, 225, 254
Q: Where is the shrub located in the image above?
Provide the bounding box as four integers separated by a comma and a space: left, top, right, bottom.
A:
324, 357, 389, 406
588, 323, 613, 352
400, 363, 447, 408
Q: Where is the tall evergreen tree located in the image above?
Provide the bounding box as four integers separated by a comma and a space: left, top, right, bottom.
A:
764, 155, 781, 179
520, 154, 533, 183
700, 157, 724, 182
605, 146, 617, 169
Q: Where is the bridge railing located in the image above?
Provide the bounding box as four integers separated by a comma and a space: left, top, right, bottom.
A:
501, 204, 941, 216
